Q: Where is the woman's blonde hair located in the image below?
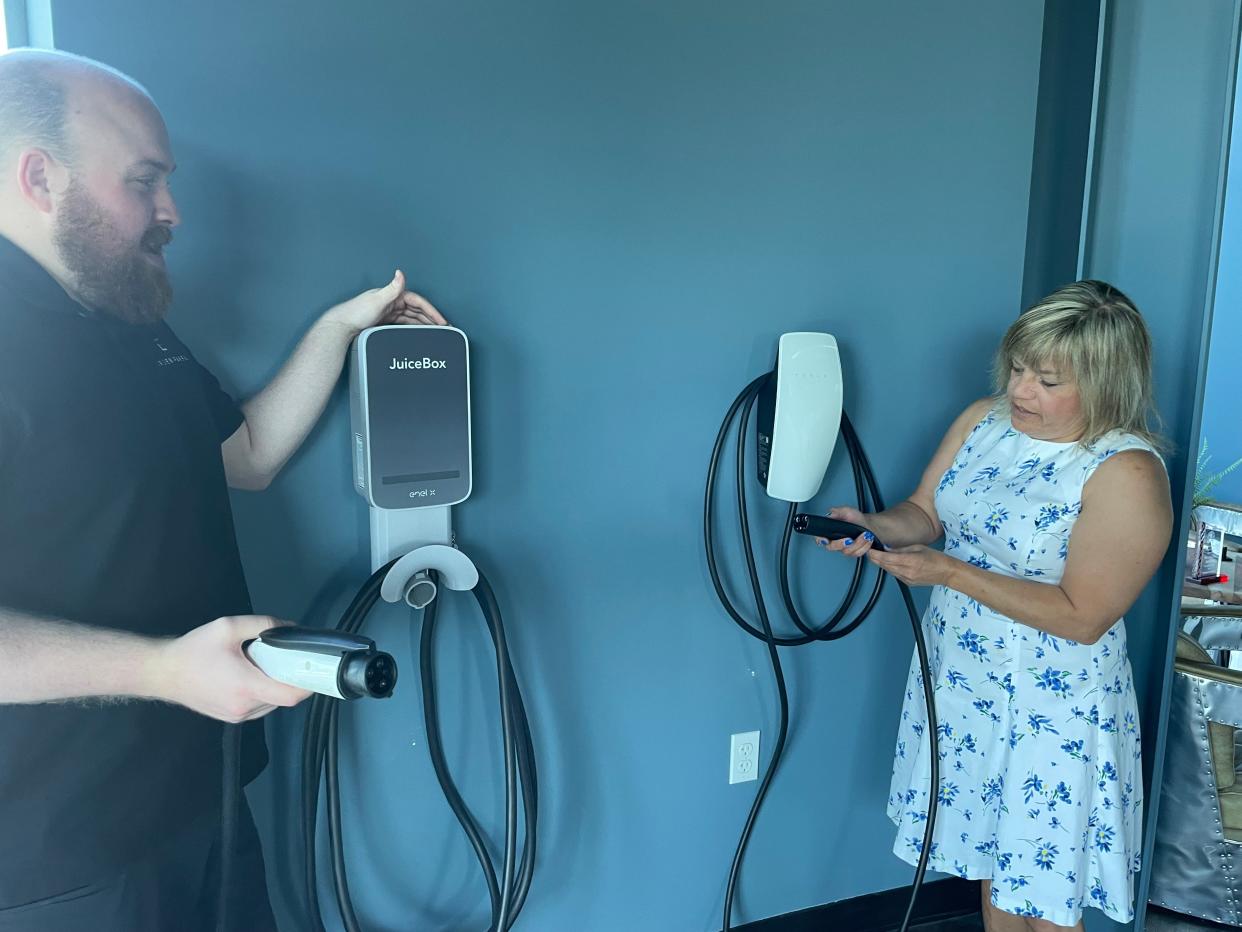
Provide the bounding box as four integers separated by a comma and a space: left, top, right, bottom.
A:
992, 280, 1164, 448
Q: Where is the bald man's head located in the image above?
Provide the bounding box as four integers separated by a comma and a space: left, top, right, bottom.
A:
0, 49, 153, 171
0, 49, 180, 323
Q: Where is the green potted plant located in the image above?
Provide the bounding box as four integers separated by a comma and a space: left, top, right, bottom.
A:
1190, 438, 1242, 577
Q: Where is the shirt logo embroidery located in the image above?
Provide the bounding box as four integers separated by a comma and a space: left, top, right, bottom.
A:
154, 337, 189, 368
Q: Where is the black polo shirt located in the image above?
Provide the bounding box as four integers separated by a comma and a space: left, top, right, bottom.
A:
0, 235, 266, 904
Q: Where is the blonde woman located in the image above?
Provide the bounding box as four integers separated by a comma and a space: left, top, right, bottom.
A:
822, 281, 1173, 931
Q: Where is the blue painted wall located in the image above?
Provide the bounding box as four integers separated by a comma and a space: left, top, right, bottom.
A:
50, 2, 1053, 929
1199, 58, 1242, 509
1085, 2, 1240, 929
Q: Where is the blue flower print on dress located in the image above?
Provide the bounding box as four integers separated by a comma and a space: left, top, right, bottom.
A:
1034, 504, 1066, 530
956, 628, 989, 661
938, 467, 959, 493
1031, 667, 1074, 697
983, 505, 1009, 534
1029, 839, 1059, 871
1027, 713, 1059, 735
943, 668, 972, 691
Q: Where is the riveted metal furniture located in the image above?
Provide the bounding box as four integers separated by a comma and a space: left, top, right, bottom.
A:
1150, 622, 1242, 924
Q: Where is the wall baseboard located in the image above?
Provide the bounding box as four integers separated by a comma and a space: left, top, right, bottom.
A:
731, 877, 981, 932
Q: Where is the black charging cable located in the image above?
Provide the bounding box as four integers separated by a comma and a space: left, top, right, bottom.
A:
297, 560, 537, 932
301, 560, 392, 932
420, 570, 538, 931
218, 722, 242, 932
704, 374, 939, 932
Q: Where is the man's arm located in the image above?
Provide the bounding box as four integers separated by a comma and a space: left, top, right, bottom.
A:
221, 270, 447, 491
0, 608, 311, 721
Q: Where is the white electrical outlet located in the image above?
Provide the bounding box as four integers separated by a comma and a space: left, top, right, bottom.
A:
729, 731, 760, 784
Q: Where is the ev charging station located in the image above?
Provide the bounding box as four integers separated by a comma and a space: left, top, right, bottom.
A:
246, 324, 537, 932
350, 325, 480, 602
704, 331, 937, 932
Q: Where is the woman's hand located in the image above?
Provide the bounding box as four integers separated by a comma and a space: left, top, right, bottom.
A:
866, 545, 955, 588
816, 506, 877, 557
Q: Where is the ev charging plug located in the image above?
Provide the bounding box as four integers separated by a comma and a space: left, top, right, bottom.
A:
792, 514, 888, 551
244, 627, 397, 700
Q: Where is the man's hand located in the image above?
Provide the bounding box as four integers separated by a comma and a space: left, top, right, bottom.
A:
146, 615, 312, 722
222, 269, 452, 491
320, 270, 448, 336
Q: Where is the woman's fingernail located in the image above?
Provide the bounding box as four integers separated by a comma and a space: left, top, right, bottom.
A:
864, 531, 874, 542
843, 538, 854, 546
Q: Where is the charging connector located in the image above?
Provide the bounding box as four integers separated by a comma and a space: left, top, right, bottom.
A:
244, 627, 397, 700
792, 514, 887, 550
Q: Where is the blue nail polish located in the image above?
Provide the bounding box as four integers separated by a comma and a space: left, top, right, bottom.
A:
843, 538, 854, 546
863, 531, 874, 542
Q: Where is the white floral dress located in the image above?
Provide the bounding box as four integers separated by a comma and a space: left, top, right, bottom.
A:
886, 405, 1157, 926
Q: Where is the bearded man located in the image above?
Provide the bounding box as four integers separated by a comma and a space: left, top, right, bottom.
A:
0, 48, 446, 930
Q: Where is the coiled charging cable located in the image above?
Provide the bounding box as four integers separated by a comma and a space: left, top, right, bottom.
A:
704, 374, 939, 932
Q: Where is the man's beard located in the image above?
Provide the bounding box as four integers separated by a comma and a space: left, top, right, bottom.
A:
53, 181, 173, 325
